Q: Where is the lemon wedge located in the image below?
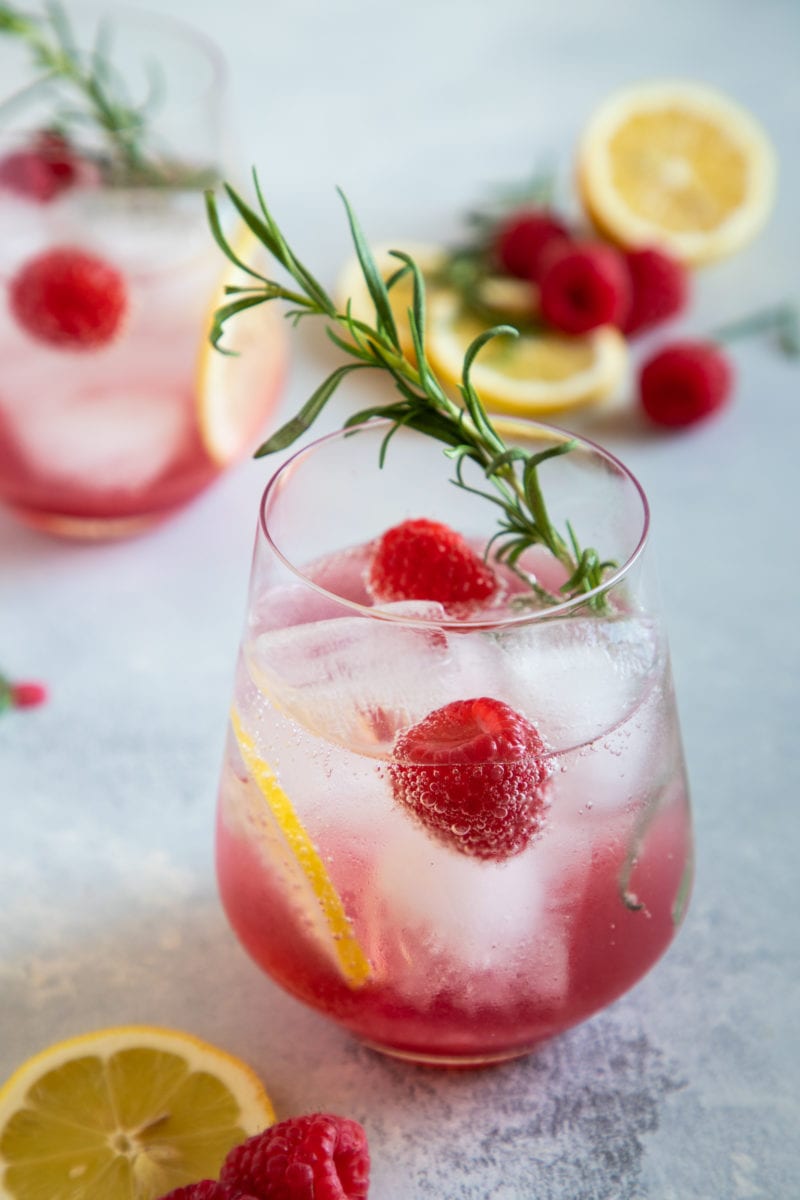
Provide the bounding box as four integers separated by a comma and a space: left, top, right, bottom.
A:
229, 709, 371, 990
577, 79, 777, 265
426, 288, 627, 415
0, 1025, 274, 1200
196, 226, 288, 466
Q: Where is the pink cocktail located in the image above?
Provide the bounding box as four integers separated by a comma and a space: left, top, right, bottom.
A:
215, 420, 693, 1066
0, 7, 285, 538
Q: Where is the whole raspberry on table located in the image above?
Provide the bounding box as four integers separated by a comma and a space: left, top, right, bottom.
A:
9, 246, 128, 350
539, 242, 630, 334
220, 1113, 370, 1200
622, 246, 689, 337
639, 340, 733, 427
366, 517, 498, 611
0, 131, 81, 203
159, 1183, 258, 1200
493, 209, 571, 283
389, 696, 550, 861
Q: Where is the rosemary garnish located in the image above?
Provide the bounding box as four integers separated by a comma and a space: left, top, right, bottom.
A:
0, 0, 216, 188
205, 174, 617, 611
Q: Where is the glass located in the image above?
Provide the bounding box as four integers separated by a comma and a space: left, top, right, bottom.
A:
0, 5, 284, 538
215, 419, 693, 1066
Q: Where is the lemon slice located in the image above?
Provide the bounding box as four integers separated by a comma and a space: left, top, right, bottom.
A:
196, 227, 288, 466
426, 288, 627, 415
335, 241, 445, 358
577, 80, 777, 265
0, 1025, 274, 1200
230, 708, 371, 989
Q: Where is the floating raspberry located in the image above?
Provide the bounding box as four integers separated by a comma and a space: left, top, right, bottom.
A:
493, 209, 571, 283
366, 518, 498, 611
220, 1113, 370, 1200
158, 1183, 256, 1200
622, 247, 689, 336
539, 242, 630, 334
10, 246, 127, 350
0, 132, 80, 203
639, 340, 733, 427
389, 697, 550, 861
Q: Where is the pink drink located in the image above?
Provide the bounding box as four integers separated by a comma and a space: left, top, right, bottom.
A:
215, 423, 693, 1066
0, 186, 285, 538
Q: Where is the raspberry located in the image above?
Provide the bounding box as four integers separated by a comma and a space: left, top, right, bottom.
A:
10, 681, 48, 708
639, 340, 733, 427
389, 697, 550, 861
622, 247, 689, 337
158, 1184, 255, 1200
366, 518, 498, 611
220, 1113, 370, 1200
9, 247, 127, 350
493, 209, 571, 282
0, 132, 80, 203
539, 242, 630, 334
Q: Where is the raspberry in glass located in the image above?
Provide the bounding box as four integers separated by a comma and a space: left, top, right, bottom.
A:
9, 246, 128, 350
367, 517, 498, 611
389, 696, 550, 861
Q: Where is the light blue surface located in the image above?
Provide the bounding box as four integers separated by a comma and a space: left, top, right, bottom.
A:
1, 1, 799, 1196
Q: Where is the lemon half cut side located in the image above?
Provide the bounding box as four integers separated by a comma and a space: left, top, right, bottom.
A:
426, 289, 628, 415
577, 79, 777, 265
0, 1025, 274, 1200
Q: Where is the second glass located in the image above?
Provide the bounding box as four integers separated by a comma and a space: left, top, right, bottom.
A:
216, 419, 693, 1066
0, 5, 285, 538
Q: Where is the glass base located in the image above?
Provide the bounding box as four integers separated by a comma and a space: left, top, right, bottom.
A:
10, 506, 165, 541
361, 1039, 536, 1068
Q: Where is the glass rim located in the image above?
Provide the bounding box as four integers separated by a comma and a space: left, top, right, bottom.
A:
0, 1, 227, 120
258, 417, 651, 629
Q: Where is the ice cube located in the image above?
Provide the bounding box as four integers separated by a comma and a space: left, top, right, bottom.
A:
366, 816, 571, 1002
244, 601, 495, 757
6, 376, 189, 491
491, 615, 661, 752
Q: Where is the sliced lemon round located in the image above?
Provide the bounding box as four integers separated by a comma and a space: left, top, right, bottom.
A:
334, 241, 446, 358
577, 79, 777, 265
229, 708, 371, 990
0, 1025, 274, 1200
426, 288, 627, 415
196, 226, 288, 466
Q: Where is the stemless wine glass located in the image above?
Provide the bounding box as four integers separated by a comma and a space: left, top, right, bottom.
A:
0, 4, 285, 538
215, 418, 693, 1066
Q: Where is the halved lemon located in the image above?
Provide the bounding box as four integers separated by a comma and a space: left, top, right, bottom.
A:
196, 226, 288, 466
229, 708, 371, 990
577, 79, 777, 265
0, 1025, 274, 1200
426, 288, 627, 415
334, 241, 446, 358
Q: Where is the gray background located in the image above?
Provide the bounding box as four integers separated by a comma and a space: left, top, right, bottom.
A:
1, 1, 799, 1196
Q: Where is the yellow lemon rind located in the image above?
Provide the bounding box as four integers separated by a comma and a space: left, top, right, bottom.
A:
230, 709, 371, 990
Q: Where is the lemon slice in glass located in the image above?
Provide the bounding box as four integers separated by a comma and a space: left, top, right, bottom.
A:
0, 1025, 274, 1200
577, 79, 777, 265
229, 709, 371, 990
196, 226, 288, 466
426, 288, 627, 415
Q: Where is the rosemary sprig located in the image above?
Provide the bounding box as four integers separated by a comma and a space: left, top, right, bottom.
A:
0, 1, 215, 187
205, 173, 617, 611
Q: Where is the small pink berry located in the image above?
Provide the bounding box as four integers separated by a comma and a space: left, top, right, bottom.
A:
11, 681, 48, 709
639, 340, 733, 427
